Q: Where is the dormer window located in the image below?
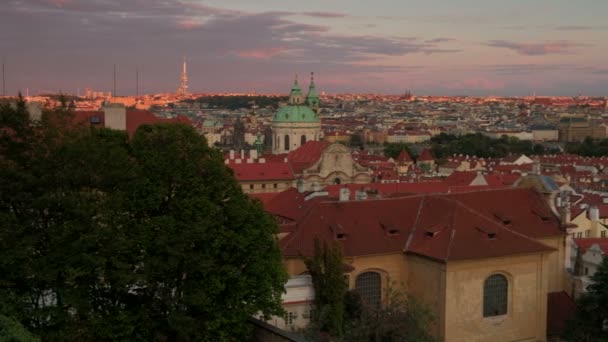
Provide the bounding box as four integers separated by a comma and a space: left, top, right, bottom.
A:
493, 213, 511, 225
425, 231, 438, 238
476, 226, 497, 240
336, 233, 347, 240
380, 222, 400, 236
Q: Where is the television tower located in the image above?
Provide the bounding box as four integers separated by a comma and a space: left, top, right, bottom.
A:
177, 57, 189, 95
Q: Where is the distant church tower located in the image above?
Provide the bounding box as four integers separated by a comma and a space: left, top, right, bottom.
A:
271, 74, 322, 154
177, 57, 189, 95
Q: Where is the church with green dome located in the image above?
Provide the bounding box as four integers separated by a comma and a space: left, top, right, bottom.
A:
272, 73, 322, 154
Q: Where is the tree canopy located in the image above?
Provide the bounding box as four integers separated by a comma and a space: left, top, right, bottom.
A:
566, 136, 608, 157
430, 133, 546, 159
383, 143, 415, 160
0, 99, 286, 341
564, 256, 608, 342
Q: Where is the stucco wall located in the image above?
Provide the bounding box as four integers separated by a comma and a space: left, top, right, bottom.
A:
444, 254, 549, 342
407, 255, 447, 340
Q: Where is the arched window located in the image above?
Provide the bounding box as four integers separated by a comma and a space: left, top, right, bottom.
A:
483, 274, 508, 317
355, 272, 381, 308
334, 178, 341, 185
284, 135, 290, 151
301, 135, 307, 146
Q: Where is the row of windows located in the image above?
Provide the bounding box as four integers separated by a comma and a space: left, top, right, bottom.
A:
248, 183, 284, 190
574, 230, 592, 238
352, 271, 508, 318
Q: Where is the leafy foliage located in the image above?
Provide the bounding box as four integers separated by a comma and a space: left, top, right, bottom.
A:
566, 137, 608, 157
383, 143, 415, 159
430, 133, 546, 159
0, 103, 286, 341
0, 315, 40, 342
343, 287, 436, 342
564, 256, 608, 342
304, 239, 347, 337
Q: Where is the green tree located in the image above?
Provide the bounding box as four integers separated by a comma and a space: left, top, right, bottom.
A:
304, 239, 347, 338
343, 286, 436, 342
0, 315, 40, 342
0, 104, 287, 341
564, 256, 608, 342
383, 143, 414, 159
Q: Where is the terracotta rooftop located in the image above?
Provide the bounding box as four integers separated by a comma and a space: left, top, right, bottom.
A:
418, 148, 434, 162
278, 188, 562, 261
229, 161, 294, 182
287, 141, 331, 174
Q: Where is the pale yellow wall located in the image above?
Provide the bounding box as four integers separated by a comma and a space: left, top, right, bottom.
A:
407, 255, 447, 340
283, 252, 408, 295
537, 236, 567, 293
444, 253, 549, 342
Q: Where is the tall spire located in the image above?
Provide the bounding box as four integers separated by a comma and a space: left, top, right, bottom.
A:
306, 71, 319, 112
177, 57, 189, 96
289, 73, 303, 104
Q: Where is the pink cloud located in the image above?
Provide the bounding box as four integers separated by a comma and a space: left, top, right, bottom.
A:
236, 47, 287, 59
485, 40, 590, 55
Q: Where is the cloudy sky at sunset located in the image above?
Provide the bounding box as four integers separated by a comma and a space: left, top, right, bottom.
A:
2, 0, 608, 96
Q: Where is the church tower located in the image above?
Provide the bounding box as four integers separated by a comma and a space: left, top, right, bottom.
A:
306, 72, 320, 114
271, 74, 322, 154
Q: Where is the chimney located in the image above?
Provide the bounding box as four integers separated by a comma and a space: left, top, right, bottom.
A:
588, 205, 599, 222
355, 189, 368, 200
559, 191, 572, 225
240, 149, 245, 160
311, 182, 322, 192
26, 101, 43, 121
297, 179, 305, 193
103, 103, 127, 131
229, 150, 235, 160
250, 149, 258, 161
532, 158, 541, 174
339, 188, 350, 201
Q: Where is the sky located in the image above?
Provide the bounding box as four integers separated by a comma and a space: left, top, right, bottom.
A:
1, 0, 608, 96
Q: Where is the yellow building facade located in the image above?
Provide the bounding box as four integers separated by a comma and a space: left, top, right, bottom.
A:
272, 188, 568, 341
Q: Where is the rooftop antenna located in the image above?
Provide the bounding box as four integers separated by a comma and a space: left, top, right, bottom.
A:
136, 67, 139, 97
2, 59, 5, 96
113, 64, 117, 97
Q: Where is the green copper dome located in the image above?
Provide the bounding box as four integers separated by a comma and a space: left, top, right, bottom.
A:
273, 105, 319, 123
272, 74, 320, 123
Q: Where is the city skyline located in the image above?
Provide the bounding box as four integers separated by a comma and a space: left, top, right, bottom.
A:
2, 0, 608, 96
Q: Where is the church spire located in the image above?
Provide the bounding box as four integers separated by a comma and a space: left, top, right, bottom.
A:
306, 71, 320, 112
289, 73, 304, 105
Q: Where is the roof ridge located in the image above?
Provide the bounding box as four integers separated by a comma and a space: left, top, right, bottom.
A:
452, 198, 556, 248
445, 198, 459, 260
404, 196, 426, 251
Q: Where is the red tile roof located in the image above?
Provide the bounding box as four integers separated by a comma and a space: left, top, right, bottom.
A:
418, 148, 434, 161
396, 149, 413, 163
125, 110, 192, 137
547, 291, 576, 335
287, 141, 331, 174
278, 188, 561, 261
228, 161, 294, 182
71, 110, 193, 137
573, 238, 608, 254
